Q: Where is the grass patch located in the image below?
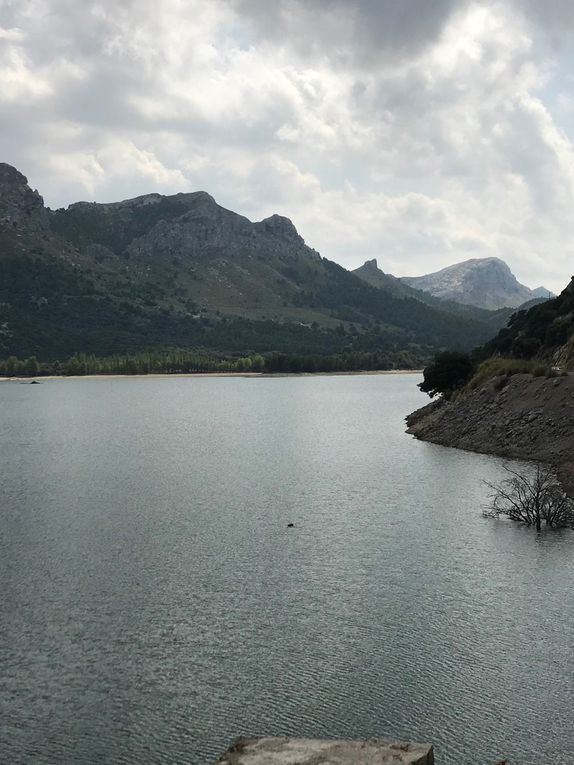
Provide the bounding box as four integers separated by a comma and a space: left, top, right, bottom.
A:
466, 357, 538, 390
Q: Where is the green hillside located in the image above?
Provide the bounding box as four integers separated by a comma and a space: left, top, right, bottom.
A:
0, 163, 524, 367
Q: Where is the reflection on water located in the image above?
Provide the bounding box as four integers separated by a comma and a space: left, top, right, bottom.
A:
1, 374, 573, 764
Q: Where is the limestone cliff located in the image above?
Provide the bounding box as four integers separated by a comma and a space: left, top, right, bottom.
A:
401, 257, 554, 310
0, 163, 49, 232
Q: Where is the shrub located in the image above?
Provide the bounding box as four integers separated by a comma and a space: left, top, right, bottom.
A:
419, 351, 474, 399
466, 357, 536, 390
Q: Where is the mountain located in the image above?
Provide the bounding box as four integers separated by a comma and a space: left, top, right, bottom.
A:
352, 259, 409, 297
399, 257, 554, 310
531, 286, 555, 300
0, 164, 522, 363
353, 258, 528, 328
0, 163, 50, 232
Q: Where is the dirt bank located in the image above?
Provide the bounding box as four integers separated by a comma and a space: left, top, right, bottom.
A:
406, 373, 574, 497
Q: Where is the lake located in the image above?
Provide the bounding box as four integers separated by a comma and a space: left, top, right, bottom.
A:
1, 374, 573, 765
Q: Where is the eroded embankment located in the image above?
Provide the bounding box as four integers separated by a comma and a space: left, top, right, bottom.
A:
406, 373, 574, 497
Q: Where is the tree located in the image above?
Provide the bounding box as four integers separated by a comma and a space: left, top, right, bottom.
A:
3, 356, 20, 376
24, 356, 40, 376
419, 351, 474, 398
484, 464, 574, 531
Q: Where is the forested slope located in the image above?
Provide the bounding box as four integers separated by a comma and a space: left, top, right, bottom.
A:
0, 163, 520, 364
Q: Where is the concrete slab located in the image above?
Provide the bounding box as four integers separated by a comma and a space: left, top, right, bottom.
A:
214, 737, 434, 765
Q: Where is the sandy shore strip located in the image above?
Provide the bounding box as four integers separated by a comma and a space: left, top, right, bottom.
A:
0, 369, 423, 382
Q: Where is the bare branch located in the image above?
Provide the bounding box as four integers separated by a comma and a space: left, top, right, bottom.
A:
483, 464, 574, 530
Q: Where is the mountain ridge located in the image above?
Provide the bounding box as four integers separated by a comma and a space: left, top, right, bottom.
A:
398, 256, 554, 310
0, 163, 537, 362
353, 257, 542, 325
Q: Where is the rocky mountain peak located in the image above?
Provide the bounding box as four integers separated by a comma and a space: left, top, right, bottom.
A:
0, 163, 48, 231
257, 214, 303, 243
0, 162, 28, 187
531, 286, 555, 299
359, 258, 380, 274
400, 257, 552, 310
185, 190, 216, 205
362, 258, 383, 275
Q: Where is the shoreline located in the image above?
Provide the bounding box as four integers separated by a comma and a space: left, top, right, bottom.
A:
0, 369, 423, 382
406, 373, 574, 500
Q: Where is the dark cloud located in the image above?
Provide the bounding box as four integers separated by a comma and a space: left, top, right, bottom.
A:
520, 0, 574, 29
235, 0, 468, 64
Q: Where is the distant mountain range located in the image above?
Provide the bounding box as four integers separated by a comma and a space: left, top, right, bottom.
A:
399, 257, 553, 310
353, 257, 551, 313
0, 163, 549, 363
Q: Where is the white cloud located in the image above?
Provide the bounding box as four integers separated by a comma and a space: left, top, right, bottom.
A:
1, 0, 574, 292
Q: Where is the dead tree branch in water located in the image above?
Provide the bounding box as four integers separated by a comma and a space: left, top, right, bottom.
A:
484, 464, 574, 531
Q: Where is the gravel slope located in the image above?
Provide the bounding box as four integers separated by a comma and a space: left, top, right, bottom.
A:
406, 373, 574, 496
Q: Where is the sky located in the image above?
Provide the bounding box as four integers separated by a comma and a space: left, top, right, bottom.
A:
1, 0, 574, 293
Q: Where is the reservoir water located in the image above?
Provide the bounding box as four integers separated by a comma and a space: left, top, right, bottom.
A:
1, 374, 573, 764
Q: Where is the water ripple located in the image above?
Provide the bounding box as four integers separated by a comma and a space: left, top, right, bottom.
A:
1, 375, 573, 764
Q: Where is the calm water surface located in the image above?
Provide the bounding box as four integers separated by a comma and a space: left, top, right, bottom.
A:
1, 374, 573, 765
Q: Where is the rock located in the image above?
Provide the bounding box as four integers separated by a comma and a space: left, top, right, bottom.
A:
358, 258, 380, 275
124, 194, 311, 264
0, 163, 49, 232
406, 373, 574, 498
400, 257, 552, 310
214, 737, 434, 765
255, 214, 305, 245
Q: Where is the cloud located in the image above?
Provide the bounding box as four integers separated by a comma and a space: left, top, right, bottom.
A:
518, 0, 574, 34
234, 0, 467, 66
1, 0, 574, 292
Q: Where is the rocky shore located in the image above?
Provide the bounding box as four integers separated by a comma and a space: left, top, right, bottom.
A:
406, 373, 574, 497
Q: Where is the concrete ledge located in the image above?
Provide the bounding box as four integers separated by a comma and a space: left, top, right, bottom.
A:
215, 737, 434, 764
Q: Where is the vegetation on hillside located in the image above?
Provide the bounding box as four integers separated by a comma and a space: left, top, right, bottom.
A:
0, 233, 506, 362
477, 278, 574, 361
419, 279, 574, 398
0, 348, 422, 378
0, 166, 533, 363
